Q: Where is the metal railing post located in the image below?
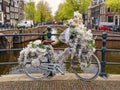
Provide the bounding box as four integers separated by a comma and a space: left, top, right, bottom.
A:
47, 27, 52, 40
19, 29, 22, 43
42, 31, 45, 40
100, 32, 107, 77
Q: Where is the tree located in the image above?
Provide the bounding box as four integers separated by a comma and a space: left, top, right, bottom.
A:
105, 0, 120, 10
55, 0, 90, 20
36, 0, 53, 23
66, 0, 90, 13
24, 1, 36, 21
24, 0, 53, 23
105, 0, 120, 27
55, 3, 74, 20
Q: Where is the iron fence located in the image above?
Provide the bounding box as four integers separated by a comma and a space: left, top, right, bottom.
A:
0, 27, 120, 77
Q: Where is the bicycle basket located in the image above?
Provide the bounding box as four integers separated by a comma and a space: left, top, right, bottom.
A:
59, 28, 70, 44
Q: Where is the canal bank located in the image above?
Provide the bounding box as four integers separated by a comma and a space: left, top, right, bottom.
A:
0, 73, 120, 90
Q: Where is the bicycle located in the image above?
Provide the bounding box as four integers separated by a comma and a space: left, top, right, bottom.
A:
19, 26, 101, 81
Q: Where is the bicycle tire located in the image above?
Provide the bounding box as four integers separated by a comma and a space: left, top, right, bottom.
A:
23, 60, 51, 80
71, 54, 101, 81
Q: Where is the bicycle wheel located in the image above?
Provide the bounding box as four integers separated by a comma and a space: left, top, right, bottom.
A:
23, 57, 51, 80
71, 54, 101, 81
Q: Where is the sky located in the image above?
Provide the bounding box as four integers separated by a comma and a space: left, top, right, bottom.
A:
31, 0, 65, 15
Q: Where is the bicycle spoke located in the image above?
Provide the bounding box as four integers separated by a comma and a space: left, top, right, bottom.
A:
23, 62, 51, 80
71, 54, 101, 81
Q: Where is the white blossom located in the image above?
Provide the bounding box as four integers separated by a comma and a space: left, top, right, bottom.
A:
31, 59, 40, 67
18, 40, 48, 67
33, 40, 42, 45
67, 11, 96, 55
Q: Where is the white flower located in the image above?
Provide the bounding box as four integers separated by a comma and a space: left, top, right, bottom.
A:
27, 44, 32, 48
31, 59, 40, 67
74, 11, 83, 25
75, 27, 84, 35
67, 11, 96, 56
18, 40, 47, 63
93, 48, 96, 52
38, 48, 46, 53
33, 40, 42, 45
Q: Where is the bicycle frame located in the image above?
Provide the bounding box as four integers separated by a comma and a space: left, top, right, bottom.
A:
38, 42, 81, 75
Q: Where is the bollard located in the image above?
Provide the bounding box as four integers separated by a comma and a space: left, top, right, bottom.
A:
100, 32, 108, 78
47, 26, 52, 40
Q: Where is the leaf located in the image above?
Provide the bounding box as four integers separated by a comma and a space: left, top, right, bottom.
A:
87, 61, 91, 68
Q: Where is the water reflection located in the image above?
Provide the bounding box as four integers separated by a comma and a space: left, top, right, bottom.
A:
0, 51, 18, 75
51, 28, 59, 44
0, 42, 29, 75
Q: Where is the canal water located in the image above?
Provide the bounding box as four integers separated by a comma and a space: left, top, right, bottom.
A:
0, 29, 120, 75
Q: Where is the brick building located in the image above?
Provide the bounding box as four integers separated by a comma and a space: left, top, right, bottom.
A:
88, 0, 120, 29
0, 0, 24, 26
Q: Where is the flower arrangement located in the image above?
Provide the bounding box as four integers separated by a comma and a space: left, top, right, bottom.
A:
18, 40, 47, 67
69, 11, 96, 53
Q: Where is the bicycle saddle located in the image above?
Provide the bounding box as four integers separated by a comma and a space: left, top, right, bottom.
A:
43, 40, 55, 45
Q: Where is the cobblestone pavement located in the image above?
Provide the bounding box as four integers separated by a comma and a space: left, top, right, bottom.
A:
0, 73, 120, 90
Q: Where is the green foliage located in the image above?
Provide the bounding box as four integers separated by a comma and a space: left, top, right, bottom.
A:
30, 41, 45, 49
86, 40, 96, 49
70, 30, 77, 39
105, 0, 120, 10
24, 0, 53, 23
24, 1, 35, 21
55, 2, 74, 20
34, 10, 41, 22
55, 0, 90, 20
36, 0, 53, 21
66, 0, 90, 13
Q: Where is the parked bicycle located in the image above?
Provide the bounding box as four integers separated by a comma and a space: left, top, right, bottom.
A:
18, 11, 101, 81
18, 30, 101, 81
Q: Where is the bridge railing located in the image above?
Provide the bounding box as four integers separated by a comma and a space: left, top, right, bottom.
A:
97, 32, 120, 77
0, 27, 120, 77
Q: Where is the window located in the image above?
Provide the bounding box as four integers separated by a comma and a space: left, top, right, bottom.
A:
11, 1, 13, 6
115, 16, 118, 25
10, 6, 14, 12
15, 8, 18, 12
15, 13, 18, 19
7, 14, 10, 20
10, 13, 14, 18
0, 4, 1, 11
108, 16, 113, 22
108, 8, 110, 12
0, 13, 2, 21
0, 0, 2, 3
103, 6, 105, 14
100, 16, 106, 22
6, 7, 9, 13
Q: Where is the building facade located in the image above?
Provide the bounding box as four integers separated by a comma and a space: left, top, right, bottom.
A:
89, 0, 120, 29
0, 0, 24, 26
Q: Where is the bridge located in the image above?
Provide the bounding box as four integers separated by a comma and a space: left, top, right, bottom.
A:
0, 25, 68, 48
0, 25, 120, 89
